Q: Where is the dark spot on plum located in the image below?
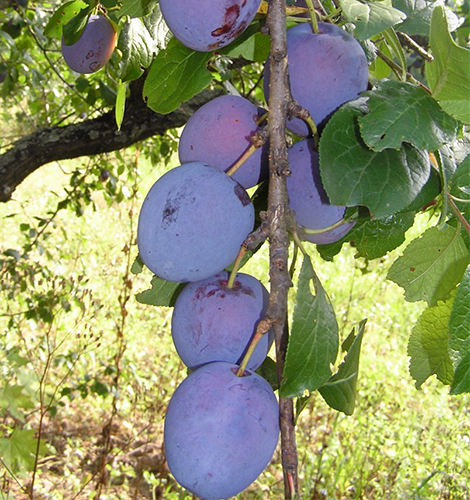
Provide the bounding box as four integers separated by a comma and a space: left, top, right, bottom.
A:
190, 145, 194, 150
162, 203, 178, 228
234, 184, 251, 206
89, 61, 102, 72
86, 50, 95, 60
211, 5, 240, 37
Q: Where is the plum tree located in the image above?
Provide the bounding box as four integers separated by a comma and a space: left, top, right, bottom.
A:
287, 139, 354, 244
137, 162, 254, 283
179, 95, 269, 189
171, 272, 273, 370
264, 22, 369, 136
164, 361, 280, 499
159, 0, 262, 52
61, 14, 116, 74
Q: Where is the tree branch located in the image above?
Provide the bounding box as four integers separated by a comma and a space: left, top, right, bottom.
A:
266, 1, 299, 498
0, 84, 222, 202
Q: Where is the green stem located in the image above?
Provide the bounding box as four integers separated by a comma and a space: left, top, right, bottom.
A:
236, 318, 274, 376
227, 245, 247, 289
226, 143, 259, 178
302, 210, 356, 235
304, 0, 319, 33
448, 196, 470, 235
305, 116, 319, 147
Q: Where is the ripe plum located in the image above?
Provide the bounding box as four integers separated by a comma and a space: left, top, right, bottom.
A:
172, 272, 273, 370
179, 95, 268, 189
264, 22, 368, 136
287, 139, 354, 244
61, 14, 116, 74
164, 361, 279, 499
159, 0, 261, 52
137, 162, 254, 283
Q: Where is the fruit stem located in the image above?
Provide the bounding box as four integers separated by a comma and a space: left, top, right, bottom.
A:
256, 111, 269, 126
226, 128, 267, 177
305, 116, 319, 147
304, 0, 319, 33
227, 245, 247, 289
291, 231, 308, 256
448, 196, 470, 235
301, 215, 351, 235
236, 318, 275, 376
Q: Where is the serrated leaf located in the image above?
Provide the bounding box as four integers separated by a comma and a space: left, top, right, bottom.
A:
280, 256, 339, 397
359, 81, 459, 152
319, 319, 366, 415
425, 6, 470, 125
62, 7, 91, 46
118, 0, 158, 18
339, 0, 406, 39
394, 0, 460, 36
318, 211, 416, 261
387, 224, 470, 305
143, 38, 212, 115
449, 266, 470, 394
118, 18, 156, 82
408, 294, 454, 388
0, 429, 46, 474
136, 275, 184, 307
0, 385, 35, 420
319, 98, 431, 218
44, 0, 88, 39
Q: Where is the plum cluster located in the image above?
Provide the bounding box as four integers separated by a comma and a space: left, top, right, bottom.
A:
137, 94, 278, 498
135, 12, 369, 497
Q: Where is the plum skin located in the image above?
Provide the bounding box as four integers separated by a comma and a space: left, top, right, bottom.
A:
137, 162, 255, 283
264, 22, 369, 136
164, 361, 280, 499
179, 95, 269, 189
61, 15, 116, 74
287, 139, 355, 244
171, 272, 274, 370
159, 0, 262, 52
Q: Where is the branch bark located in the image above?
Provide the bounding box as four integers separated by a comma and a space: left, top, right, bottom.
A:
266, 1, 299, 498
0, 83, 221, 202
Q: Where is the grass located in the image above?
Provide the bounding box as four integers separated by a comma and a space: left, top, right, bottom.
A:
0, 150, 469, 500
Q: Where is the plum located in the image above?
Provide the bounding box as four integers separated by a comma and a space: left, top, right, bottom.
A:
159, 0, 261, 52
264, 22, 369, 136
179, 95, 268, 189
164, 361, 279, 499
172, 271, 273, 370
287, 139, 355, 244
61, 14, 116, 74
137, 162, 254, 283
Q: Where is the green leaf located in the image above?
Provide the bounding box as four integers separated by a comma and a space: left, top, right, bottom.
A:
319, 99, 431, 218
394, 0, 460, 36
223, 22, 271, 62
339, 0, 406, 39
280, 256, 339, 397
136, 275, 184, 307
118, 0, 158, 18
0, 385, 35, 420
359, 81, 459, 152
62, 6, 92, 46
143, 38, 213, 115
131, 254, 144, 274
408, 294, 455, 388
118, 17, 156, 82
115, 80, 126, 131
0, 429, 46, 474
387, 224, 470, 305
319, 319, 366, 415
143, 4, 172, 51
425, 6, 470, 125
255, 356, 279, 391
44, 0, 88, 39
318, 211, 416, 261
449, 266, 470, 394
